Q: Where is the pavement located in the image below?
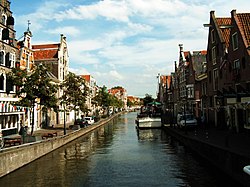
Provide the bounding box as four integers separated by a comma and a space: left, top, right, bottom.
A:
164, 124, 250, 158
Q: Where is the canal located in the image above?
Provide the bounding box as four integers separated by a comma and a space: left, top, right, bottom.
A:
0, 112, 232, 187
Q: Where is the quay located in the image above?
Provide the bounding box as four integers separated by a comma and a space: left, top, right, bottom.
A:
0, 113, 122, 178
163, 125, 250, 187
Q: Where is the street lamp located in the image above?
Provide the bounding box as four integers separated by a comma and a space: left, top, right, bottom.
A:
63, 102, 67, 135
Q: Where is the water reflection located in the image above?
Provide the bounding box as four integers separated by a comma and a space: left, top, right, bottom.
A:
0, 113, 238, 187
136, 129, 163, 141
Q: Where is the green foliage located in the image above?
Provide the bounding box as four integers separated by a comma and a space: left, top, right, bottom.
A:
60, 72, 89, 115
92, 86, 110, 107
8, 65, 58, 109
127, 99, 133, 107
8, 64, 59, 134
143, 94, 154, 106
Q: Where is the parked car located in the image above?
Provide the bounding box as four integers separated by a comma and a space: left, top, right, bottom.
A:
178, 114, 197, 128
84, 117, 94, 125
74, 118, 88, 128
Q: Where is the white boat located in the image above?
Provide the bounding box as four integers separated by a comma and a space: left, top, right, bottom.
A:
135, 116, 162, 129
135, 103, 162, 129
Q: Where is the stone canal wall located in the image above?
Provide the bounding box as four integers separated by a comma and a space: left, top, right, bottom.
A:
164, 126, 250, 186
0, 114, 121, 178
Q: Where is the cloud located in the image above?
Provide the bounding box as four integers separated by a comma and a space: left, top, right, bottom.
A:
47, 26, 80, 36
54, 0, 131, 22
13, 0, 250, 97
69, 67, 90, 75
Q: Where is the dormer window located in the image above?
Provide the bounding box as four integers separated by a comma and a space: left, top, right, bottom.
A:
232, 32, 238, 50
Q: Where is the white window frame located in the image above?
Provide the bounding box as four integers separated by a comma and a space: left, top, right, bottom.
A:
10, 53, 15, 68
0, 28, 2, 41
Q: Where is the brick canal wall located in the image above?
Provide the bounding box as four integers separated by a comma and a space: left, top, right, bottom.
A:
164, 126, 250, 186
0, 113, 121, 178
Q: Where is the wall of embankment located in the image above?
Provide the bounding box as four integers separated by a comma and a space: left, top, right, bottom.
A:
163, 126, 250, 187
0, 113, 122, 178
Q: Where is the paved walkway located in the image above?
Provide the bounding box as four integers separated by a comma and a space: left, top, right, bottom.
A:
164, 124, 250, 158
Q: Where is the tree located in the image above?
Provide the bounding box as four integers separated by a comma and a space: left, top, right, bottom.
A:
93, 86, 109, 108
143, 94, 154, 106
60, 72, 89, 122
8, 64, 58, 135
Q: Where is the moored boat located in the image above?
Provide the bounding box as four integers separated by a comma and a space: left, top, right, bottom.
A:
135, 102, 162, 129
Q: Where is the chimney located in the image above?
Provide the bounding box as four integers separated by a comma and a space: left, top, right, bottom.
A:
179, 44, 183, 53
231, 9, 236, 17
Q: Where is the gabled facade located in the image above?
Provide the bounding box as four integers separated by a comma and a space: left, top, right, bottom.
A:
204, 10, 250, 132
226, 10, 250, 131
205, 11, 232, 128
80, 74, 97, 116
16, 28, 37, 131
127, 96, 140, 106
157, 74, 167, 108
32, 34, 69, 126
17, 29, 34, 71
108, 87, 127, 110
176, 44, 196, 115
192, 50, 207, 120
0, 1, 25, 136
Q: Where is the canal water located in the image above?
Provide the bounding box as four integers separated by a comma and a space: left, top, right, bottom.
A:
0, 112, 231, 187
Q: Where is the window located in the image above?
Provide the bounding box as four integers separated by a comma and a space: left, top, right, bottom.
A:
10, 53, 15, 68
211, 29, 215, 43
213, 69, 218, 90
6, 76, 14, 93
187, 85, 194, 98
26, 52, 29, 69
0, 51, 4, 66
202, 82, 207, 95
212, 46, 216, 65
242, 57, 246, 69
232, 32, 238, 50
233, 59, 240, 70
0, 74, 4, 91
2, 14, 6, 25
209, 71, 211, 83
5, 52, 10, 67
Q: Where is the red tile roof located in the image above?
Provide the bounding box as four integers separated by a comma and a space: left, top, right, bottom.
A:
236, 13, 250, 48
80, 75, 90, 83
216, 17, 231, 48
32, 44, 59, 60
200, 50, 207, 55
32, 44, 60, 49
166, 75, 172, 89
33, 49, 58, 60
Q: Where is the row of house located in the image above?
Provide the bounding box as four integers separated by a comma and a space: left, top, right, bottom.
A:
0, 1, 128, 137
158, 10, 250, 133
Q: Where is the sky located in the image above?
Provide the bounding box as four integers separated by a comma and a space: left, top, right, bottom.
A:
10, 0, 249, 98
